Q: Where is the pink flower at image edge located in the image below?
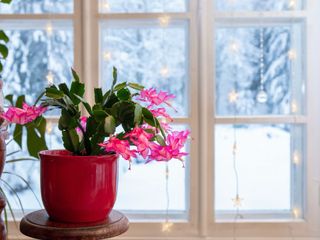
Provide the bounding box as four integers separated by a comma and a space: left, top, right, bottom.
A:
0, 103, 47, 125
149, 130, 190, 162
138, 88, 175, 108
124, 127, 154, 159
76, 116, 88, 134
99, 136, 136, 161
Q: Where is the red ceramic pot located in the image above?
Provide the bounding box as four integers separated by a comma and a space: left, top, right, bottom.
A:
39, 150, 118, 223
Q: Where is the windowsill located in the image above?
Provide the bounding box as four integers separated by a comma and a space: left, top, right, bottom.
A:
215, 210, 305, 223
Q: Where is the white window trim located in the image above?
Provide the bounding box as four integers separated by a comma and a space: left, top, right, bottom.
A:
202, 0, 320, 239
2, 0, 320, 239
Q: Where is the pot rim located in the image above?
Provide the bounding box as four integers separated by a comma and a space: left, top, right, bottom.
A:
39, 149, 118, 160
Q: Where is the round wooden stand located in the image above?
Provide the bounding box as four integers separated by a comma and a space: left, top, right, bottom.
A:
20, 210, 129, 240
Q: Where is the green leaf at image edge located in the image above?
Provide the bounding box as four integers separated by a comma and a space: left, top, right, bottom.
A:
71, 68, 80, 82
117, 88, 131, 101
45, 87, 65, 99
62, 129, 80, 153
70, 81, 85, 104
0, 43, 8, 59
0, 0, 12, 4
104, 115, 116, 134
0, 30, 9, 43
128, 82, 144, 91
26, 117, 48, 158
94, 88, 103, 104
134, 104, 142, 125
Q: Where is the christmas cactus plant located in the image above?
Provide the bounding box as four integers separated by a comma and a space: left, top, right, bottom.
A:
1, 67, 189, 164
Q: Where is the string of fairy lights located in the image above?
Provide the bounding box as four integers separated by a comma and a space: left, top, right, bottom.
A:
45, 2, 54, 137
227, 1, 301, 239
158, 1, 173, 233
95, 0, 174, 232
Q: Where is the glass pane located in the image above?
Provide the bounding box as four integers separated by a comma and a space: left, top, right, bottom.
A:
114, 124, 189, 211
99, 0, 188, 13
215, 124, 304, 215
215, 24, 303, 116
4, 124, 62, 210
100, 20, 189, 117
1, 22, 74, 107
5, 123, 189, 212
216, 0, 303, 11
0, 0, 73, 14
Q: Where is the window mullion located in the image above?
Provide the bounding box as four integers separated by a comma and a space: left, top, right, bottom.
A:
0, 14, 73, 20
81, 0, 99, 106
214, 116, 307, 124
214, 11, 307, 20
99, 12, 191, 20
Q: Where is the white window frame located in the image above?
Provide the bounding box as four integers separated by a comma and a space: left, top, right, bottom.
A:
202, 0, 320, 239
2, 0, 320, 239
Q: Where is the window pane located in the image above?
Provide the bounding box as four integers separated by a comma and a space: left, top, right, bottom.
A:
215, 124, 304, 216
0, 0, 73, 14
1, 22, 74, 105
99, 0, 188, 13
216, 0, 302, 11
5, 123, 189, 212
215, 24, 303, 116
100, 20, 189, 117
113, 124, 189, 211
4, 124, 62, 210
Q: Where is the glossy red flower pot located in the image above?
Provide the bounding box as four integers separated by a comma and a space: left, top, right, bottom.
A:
39, 150, 118, 223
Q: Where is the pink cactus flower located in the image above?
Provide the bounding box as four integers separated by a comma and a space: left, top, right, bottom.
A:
125, 127, 154, 159
149, 108, 173, 122
0, 103, 47, 125
149, 143, 188, 162
125, 127, 154, 145
76, 116, 87, 134
167, 130, 190, 149
138, 88, 175, 108
99, 136, 136, 160
148, 130, 190, 162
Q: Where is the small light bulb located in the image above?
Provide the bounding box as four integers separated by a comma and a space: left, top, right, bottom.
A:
46, 71, 54, 86
289, 0, 296, 9
256, 89, 268, 103
46, 122, 53, 134
288, 49, 297, 60
162, 221, 173, 232
229, 41, 239, 53
103, 51, 112, 61
159, 15, 171, 28
165, 165, 169, 178
232, 142, 238, 155
293, 150, 300, 165
102, 0, 110, 11
291, 100, 298, 113
160, 66, 170, 77
228, 90, 238, 103
232, 194, 243, 207
293, 208, 300, 218
46, 22, 53, 36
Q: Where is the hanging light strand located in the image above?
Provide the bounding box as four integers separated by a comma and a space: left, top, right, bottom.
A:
159, 7, 170, 78
256, 28, 268, 103
229, 87, 243, 240
162, 163, 173, 232
46, 3, 54, 86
